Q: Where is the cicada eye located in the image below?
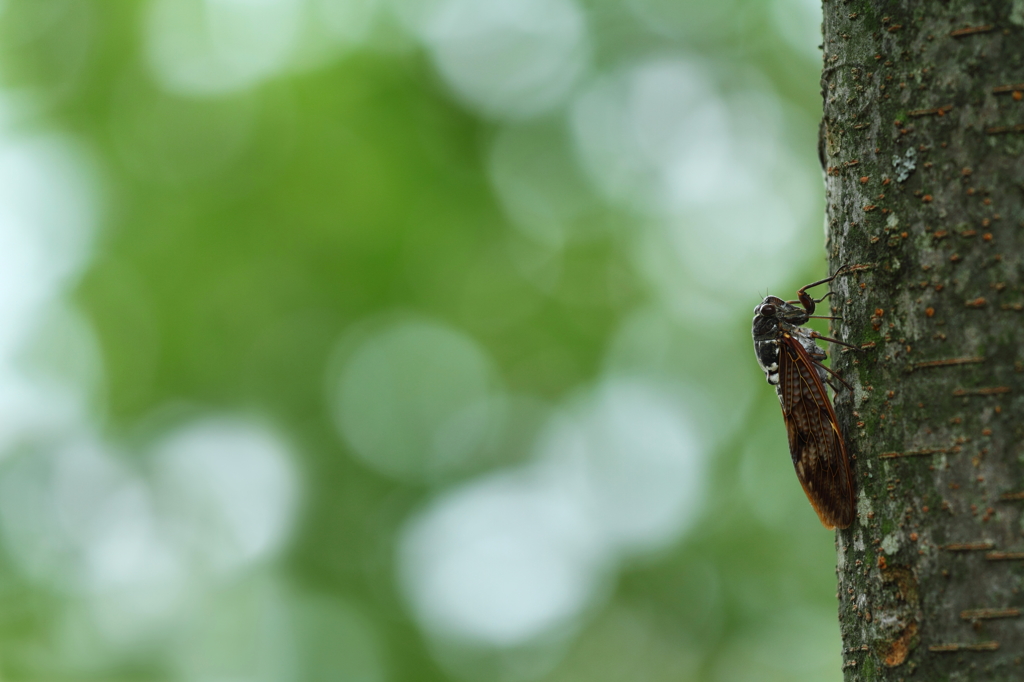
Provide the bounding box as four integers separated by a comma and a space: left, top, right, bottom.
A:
758, 303, 776, 317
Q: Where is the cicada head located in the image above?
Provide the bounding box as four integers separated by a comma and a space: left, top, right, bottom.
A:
752, 295, 810, 335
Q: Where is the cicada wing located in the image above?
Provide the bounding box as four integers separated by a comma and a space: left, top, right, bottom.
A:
778, 335, 856, 529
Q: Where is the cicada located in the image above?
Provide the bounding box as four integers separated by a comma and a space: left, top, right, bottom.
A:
752, 268, 856, 529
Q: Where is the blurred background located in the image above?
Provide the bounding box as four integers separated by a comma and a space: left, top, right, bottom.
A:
0, 0, 842, 680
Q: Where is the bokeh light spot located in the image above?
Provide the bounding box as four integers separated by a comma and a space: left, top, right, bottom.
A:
153, 418, 300, 575
144, 0, 304, 96
392, 0, 590, 119
0, 132, 96, 361
399, 469, 606, 647
331, 317, 504, 481
534, 378, 704, 555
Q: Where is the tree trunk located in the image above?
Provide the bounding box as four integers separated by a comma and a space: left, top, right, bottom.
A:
820, 2, 1024, 679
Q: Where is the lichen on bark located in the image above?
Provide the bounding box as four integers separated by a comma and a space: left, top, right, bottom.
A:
820, 0, 1024, 679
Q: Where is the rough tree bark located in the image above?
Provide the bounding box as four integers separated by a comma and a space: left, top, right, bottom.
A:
820, 1, 1024, 680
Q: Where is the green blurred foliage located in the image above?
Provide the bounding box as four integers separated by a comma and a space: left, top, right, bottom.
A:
0, 0, 844, 680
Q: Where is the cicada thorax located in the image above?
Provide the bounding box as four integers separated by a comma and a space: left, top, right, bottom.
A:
752, 296, 817, 389
751, 271, 856, 530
